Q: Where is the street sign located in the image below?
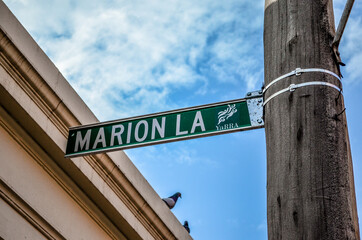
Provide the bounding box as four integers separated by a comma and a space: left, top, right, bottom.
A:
65, 91, 264, 158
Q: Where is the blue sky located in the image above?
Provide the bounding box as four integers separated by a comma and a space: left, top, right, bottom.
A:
3, 0, 362, 239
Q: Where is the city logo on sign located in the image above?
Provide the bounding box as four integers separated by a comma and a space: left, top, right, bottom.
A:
216, 104, 239, 131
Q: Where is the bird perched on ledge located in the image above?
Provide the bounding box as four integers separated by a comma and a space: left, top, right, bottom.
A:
183, 221, 190, 233
162, 192, 181, 209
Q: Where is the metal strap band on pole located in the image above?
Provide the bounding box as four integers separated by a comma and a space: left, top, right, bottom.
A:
263, 68, 341, 94
263, 81, 342, 106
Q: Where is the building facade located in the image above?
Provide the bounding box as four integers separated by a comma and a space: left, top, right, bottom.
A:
0, 1, 191, 239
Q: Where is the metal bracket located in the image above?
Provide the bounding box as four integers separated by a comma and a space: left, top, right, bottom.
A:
245, 90, 263, 99
246, 90, 264, 126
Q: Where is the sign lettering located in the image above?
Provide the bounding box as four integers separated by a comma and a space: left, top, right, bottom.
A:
65, 95, 263, 158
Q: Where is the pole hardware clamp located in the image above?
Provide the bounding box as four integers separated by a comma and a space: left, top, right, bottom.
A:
263, 68, 342, 95
263, 81, 343, 106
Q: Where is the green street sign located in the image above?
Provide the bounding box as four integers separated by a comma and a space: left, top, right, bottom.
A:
65, 91, 264, 158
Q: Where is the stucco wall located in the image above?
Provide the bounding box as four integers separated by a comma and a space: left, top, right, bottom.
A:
0, 111, 112, 239
0, 1, 192, 239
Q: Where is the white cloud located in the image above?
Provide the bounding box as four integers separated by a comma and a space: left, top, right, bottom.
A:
5, 0, 265, 121
257, 219, 267, 231
226, 218, 241, 228
339, 17, 362, 85
128, 143, 218, 169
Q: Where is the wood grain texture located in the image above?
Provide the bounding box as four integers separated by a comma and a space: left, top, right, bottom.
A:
263, 0, 360, 239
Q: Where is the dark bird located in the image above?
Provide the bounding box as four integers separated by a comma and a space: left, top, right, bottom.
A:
162, 192, 181, 209
183, 221, 190, 233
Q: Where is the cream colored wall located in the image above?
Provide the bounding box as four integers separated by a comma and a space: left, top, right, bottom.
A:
0, 112, 112, 240
0, 1, 193, 239
0, 198, 46, 240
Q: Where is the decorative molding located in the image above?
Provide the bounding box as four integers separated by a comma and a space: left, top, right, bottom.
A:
0, 106, 126, 240
84, 154, 173, 239
0, 24, 184, 239
0, 29, 76, 137
0, 178, 66, 240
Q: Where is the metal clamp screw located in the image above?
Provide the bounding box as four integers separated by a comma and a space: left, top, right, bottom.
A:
289, 84, 297, 92
294, 68, 302, 76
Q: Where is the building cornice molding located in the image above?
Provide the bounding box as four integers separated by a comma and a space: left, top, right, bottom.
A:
0, 178, 66, 240
0, 2, 191, 239
0, 28, 181, 240
0, 105, 126, 240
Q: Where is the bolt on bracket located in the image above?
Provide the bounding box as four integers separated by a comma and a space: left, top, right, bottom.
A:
246, 91, 264, 127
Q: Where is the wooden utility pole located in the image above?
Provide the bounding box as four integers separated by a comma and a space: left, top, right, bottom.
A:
263, 0, 360, 239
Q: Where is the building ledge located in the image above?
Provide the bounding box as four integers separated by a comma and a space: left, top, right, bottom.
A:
0, 1, 192, 239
